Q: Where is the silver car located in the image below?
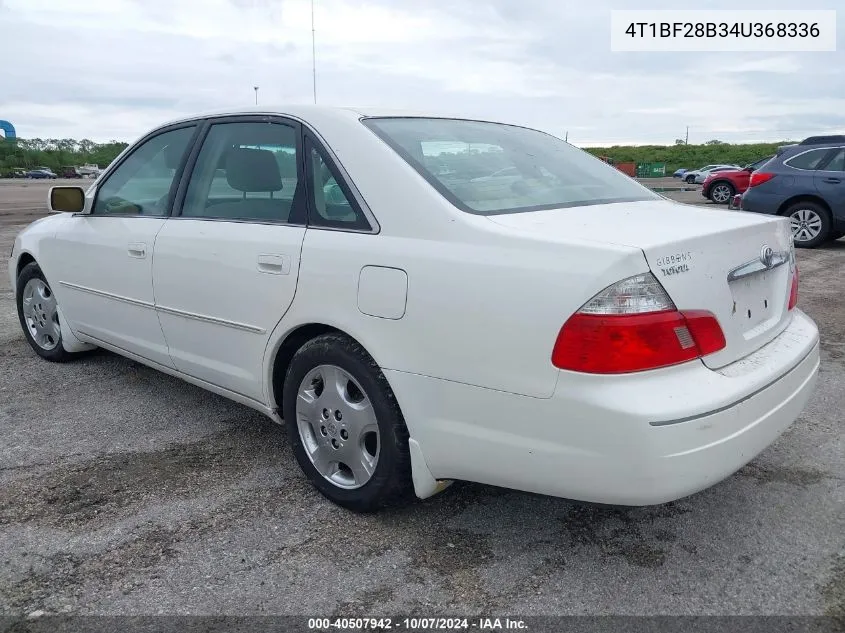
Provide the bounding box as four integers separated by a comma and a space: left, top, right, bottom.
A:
684, 164, 740, 184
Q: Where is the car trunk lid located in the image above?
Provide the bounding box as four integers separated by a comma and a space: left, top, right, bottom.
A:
487, 200, 795, 369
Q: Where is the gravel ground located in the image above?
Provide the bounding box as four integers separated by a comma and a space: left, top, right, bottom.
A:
0, 180, 843, 618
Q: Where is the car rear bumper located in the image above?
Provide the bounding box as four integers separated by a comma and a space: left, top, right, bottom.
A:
739, 188, 782, 215
388, 310, 820, 505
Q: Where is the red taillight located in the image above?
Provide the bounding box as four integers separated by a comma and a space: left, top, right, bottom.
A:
749, 172, 776, 188
682, 310, 728, 355
788, 266, 799, 310
551, 309, 726, 374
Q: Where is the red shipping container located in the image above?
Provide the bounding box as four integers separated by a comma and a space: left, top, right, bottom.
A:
615, 162, 636, 177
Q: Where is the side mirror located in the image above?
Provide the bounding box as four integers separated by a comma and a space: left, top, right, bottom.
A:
48, 186, 85, 213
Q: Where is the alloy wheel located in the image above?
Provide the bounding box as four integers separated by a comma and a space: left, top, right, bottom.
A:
711, 184, 731, 203
789, 208, 823, 244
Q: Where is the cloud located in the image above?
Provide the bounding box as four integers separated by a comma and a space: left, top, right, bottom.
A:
1, 0, 843, 144
722, 56, 803, 74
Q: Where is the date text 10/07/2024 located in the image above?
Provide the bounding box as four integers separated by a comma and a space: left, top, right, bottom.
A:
308, 617, 528, 631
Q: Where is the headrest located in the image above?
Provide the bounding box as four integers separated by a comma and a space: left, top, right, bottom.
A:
225, 147, 283, 193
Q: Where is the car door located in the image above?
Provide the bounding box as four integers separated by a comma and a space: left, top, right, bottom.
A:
814, 147, 845, 215
151, 117, 307, 403
49, 123, 198, 366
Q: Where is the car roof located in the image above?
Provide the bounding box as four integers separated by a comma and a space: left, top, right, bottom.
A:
779, 141, 843, 159
157, 104, 514, 128
798, 135, 845, 146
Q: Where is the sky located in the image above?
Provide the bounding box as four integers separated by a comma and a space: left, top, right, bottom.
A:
1, 0, 843, 146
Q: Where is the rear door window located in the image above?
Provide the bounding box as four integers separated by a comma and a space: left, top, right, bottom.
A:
180, 120, 303, 223
304, 137, 371, 231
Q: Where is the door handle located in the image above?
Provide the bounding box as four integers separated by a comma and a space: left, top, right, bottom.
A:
257, 254, 290, 275
128, 242, 147, 258
823, 177, 842, 184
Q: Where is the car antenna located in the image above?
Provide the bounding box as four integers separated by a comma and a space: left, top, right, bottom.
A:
311, 0, 317, 104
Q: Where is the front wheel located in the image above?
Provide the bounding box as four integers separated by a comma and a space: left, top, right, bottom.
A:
282, 333, 415, 512
685, 175, 696, 184
784, 202, 831, 249
16, 262, 77, 362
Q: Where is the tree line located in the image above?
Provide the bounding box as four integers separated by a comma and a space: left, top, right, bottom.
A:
0, 138, 129, 176
582, 140, 790, 174
1, 136, 794, 179
423, 140, 789, 177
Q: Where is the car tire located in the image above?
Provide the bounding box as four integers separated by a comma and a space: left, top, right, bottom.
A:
685, 175, 696, 184
783, 202, 831, 249
282, 332, 415, 512
708, 181, 734, 204
16, 262, 77, 362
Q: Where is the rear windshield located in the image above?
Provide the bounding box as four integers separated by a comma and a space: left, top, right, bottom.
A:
362, 117, 659, 215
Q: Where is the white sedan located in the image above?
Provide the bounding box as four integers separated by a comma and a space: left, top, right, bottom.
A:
684, 164, 741, 184
9, 106, 820, 512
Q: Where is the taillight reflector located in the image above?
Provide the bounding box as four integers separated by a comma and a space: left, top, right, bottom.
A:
551, 309, 726, 374
788, 266, 799, 310
749, 172, 776, 188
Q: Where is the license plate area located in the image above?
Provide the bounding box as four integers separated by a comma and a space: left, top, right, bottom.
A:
728, 268, 776, 331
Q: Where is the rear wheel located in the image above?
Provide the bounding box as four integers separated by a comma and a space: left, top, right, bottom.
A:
784, 202, 831, 249
282, 333, 414, 512
708, 181, 734, 204
16, 262, 76, 362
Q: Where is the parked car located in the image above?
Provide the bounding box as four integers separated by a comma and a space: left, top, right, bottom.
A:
25, 169, 57, 179
672, 168, 688, 178
738, 135, 845, 248
685, 165, 741, 184
695, 166, 740, 185
702, 156, 774, 204
60, 167, 83, 178
683, 165, 725, 183
77, 163, 102, 178
9, 106, 818, 512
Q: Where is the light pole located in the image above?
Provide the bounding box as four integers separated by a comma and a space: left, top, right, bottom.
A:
254, 86, 259, 106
